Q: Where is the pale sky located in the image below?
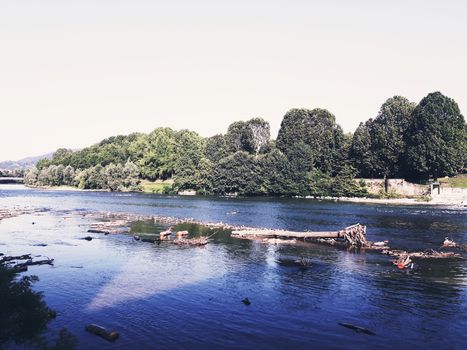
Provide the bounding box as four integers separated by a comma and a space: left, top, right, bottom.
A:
1, 0, 466, 161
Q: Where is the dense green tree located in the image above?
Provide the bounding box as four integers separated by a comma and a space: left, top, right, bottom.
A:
205, 135, 228, 163
259, 148, 297, 195
138, 128, 177, 180
209, 152, 264, 195
172, 130, 206, 190
24, 167, 39, 185
405, 92, 467, 179
350, 96, 416, 178
24, 95, 465, 196
276, 108, 346, 175
225, 121, 247, 153
62, 165, 76, 186
349, 121, 374, 177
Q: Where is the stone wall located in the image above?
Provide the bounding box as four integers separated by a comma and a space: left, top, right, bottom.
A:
362, 179, 427, 196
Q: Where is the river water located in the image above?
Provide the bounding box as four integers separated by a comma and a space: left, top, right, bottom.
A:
0, 185, 466, 349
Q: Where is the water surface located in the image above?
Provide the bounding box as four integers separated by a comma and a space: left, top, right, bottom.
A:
0, 186, 466, 349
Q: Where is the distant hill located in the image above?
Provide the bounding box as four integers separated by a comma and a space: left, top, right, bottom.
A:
0, 153, 54, 170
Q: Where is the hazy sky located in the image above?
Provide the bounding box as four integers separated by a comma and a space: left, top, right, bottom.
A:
1, 0, 466, 161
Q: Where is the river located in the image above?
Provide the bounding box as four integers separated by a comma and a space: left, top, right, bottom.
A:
0, 185, 466, 349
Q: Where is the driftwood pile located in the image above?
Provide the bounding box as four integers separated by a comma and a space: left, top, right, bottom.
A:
382, 248, 464, 269
441, 237, 467, 251
384, 248, 462, 259
0, 253, 54, 272
232, 223, 466, 271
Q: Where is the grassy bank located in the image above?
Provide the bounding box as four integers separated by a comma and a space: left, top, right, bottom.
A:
140, 179, 174, 194
439, 175, 467, 189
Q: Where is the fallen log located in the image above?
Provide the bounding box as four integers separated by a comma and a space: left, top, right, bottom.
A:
88, 229, 110, 235
85, 324, 119, 342
232, 224, 369, 247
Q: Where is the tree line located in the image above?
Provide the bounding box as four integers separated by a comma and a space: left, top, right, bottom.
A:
0, 169, 26, 178
25, 92, 466, 196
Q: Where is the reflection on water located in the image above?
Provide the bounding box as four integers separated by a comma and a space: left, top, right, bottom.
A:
0, 186, 466, 349
88, 246, 227, 311
0, 261, 77, 349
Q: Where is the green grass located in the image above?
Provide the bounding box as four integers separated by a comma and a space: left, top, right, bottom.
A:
140, 180, 174, 194
438, 175, 467, 189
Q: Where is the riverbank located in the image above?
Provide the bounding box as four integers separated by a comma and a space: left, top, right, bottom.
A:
332, 196, 466, 207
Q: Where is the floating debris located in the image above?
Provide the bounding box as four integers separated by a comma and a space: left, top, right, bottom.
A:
393, 254, 412, 269
441, 237, 467, 251
384, 249, 462, 260
442, 237, 457, 248
338, 322, 376, 336
242, 297, 251, 306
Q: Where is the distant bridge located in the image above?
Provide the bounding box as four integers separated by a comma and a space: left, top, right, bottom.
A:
0, 177, 24, 184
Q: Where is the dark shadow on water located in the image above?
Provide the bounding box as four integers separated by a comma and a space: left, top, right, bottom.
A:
0, 262, 77, 350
